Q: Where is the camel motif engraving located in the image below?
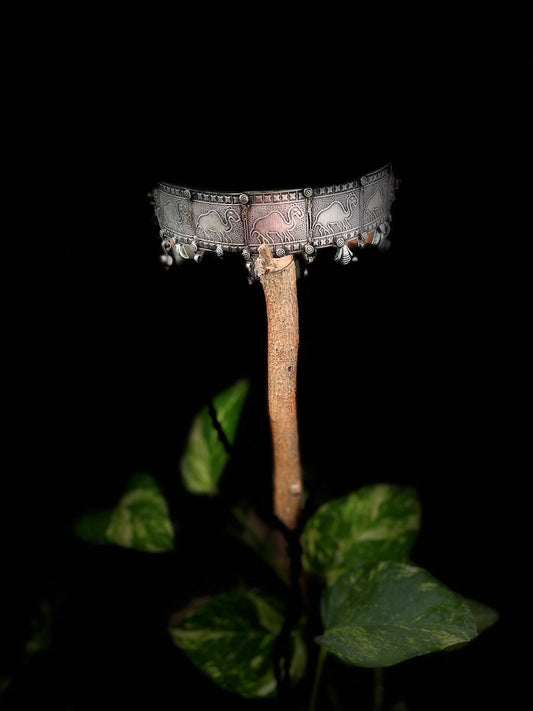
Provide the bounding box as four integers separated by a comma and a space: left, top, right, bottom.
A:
196, 208, 240, 242
364, 188, 385, 222
312, 193, 358, 236
250, 205, 304, 244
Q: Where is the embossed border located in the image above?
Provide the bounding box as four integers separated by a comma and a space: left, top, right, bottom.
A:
157, 164, 392, 204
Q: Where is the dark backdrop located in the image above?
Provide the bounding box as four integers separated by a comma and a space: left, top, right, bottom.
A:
2, 14, 523, 710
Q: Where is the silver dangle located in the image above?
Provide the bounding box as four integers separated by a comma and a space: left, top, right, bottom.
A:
295, 258, 309, 279
170, 242, 185, 264
379, 220, 391, 238
160, 235, 175, 268
187, 238, 203, 263
356, 231, 366, 248
375, 221, 391, 251
374, 221, 390, 244
177, 243, 191, 259
242, 249, 257, 284
173, 240, 198, 260
303, 243, 316, 264
334, 237, 354, 265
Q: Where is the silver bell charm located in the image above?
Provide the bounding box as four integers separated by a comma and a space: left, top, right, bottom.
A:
334, 237, 353, 265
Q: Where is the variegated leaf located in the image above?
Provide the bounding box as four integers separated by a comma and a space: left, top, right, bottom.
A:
181, 379, 249, 495
169, 590, 306, 698
317, 561, 478, 668
302, 484, 420, 584
75, 473, 174, 552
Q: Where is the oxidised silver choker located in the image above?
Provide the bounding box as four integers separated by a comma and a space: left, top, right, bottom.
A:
151, 163, 398, 279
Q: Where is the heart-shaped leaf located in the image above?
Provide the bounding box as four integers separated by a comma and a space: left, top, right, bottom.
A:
75, 473, 174, 552
302, 484, 420, 584
181, 379, 249, 495
317, 561, 478, 668
463, 597, 499, 635
444, 597, 499, 650
169, 590, 306, 698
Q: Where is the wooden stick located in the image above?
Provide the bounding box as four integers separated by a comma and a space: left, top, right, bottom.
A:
256, 244, 303, 531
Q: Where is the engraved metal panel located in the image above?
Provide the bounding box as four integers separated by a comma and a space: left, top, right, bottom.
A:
247, 194, 307, 252
193, 201, 245, 248
154, 188, 195, 240
310, 185, 361, 247
361, 166, 394, 231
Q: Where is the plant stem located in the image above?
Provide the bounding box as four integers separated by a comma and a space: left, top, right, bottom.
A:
310, 647, 328, 711
373, 667, 384, 711
228, 507, 289, 584
256, 245, 303, 532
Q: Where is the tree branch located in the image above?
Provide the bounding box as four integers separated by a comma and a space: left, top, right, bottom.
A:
256, 244, 303, 531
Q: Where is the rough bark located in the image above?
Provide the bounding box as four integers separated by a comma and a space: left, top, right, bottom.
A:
256, 244, 303, 531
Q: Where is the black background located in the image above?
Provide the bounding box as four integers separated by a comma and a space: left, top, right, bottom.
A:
2, 10, 525, 710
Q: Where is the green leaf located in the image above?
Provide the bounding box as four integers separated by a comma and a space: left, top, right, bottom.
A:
302, 484, 421, 584
169, 590, 306, 698
105, 473, 174, 552
317, 561, 478, 668
75, 473, 174, 552
463, 597, 499, 634
181, 379, 249, 495
74, 508, 112, 545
